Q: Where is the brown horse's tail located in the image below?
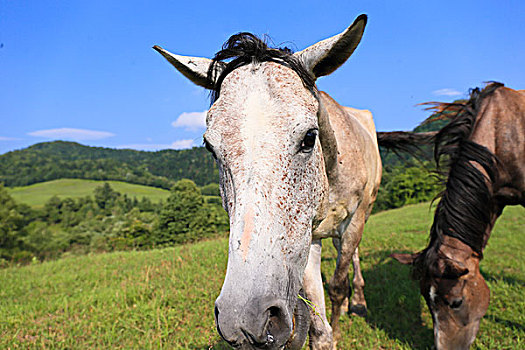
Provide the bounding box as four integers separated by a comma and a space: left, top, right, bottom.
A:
376, 131, 436, 157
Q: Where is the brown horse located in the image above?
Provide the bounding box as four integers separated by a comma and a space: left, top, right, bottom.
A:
393, 82, 525, 349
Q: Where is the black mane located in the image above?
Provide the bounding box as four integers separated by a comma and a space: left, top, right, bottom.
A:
207, 32, 316, 103
415, 82, 504, 278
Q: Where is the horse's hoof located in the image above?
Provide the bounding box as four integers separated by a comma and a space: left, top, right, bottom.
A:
349, 304, 367, 317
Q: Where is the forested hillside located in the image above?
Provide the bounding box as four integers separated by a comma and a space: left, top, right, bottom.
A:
0, 180, 227, 264
0, 141, 218, 188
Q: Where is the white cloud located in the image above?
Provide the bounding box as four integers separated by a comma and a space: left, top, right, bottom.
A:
170, 139, 195, 149
117, 139, 196, 151
28, 128, 115, 141
117, 144, 168, 151
432, 88, 462, 97
171, 110, 207, 130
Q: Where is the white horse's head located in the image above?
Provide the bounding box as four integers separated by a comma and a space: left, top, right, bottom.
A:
155, 14, 367, 349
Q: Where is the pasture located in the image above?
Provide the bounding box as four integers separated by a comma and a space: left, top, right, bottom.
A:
6, 179, 171, 208
0, 203, 522, 349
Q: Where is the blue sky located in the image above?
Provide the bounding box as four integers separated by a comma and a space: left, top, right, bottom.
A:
1, 1, 524, 154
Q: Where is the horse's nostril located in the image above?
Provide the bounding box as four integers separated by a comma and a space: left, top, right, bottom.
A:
267, 306, 282, 328
268, 306, 280, 318
264, 304, 291, 344
214, 305, 220, 321
214, 305, 227, 342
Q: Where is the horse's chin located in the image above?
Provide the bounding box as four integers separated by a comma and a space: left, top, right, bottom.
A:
284, 290, 311, 350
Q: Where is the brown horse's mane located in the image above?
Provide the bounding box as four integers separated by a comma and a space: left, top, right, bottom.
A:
414, 82, 504, 278
206, 33, 317, 104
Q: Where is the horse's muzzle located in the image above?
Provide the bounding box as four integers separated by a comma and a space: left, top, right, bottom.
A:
214, 296, 293, 349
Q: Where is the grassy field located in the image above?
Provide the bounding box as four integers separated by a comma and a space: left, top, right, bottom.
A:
6, 179, 171, 208
0, 203, 523, 349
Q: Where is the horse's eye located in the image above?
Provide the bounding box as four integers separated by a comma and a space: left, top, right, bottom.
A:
300, 129, 317, 153
449, 298, 463, 309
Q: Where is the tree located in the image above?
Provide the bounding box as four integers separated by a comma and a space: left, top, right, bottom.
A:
201, 183, 220, 196
0, 184, 29, 261
61, 197, 79, 227
374, 164, 441, 212
154, 179, 214, 245
44, 195, 62, 224
94, 182, 120, 210
138, 196, 155, 212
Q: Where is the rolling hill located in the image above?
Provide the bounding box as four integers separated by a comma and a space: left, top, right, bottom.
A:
7, 179, 171, 208
0, 141, 219, 188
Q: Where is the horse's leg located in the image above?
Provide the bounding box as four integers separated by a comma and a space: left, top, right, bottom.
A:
349, 246, 367, 317
331, 241, 367, 317
328, 208, 365, 343
303, 240, 333, 350
330, 237, 349, 316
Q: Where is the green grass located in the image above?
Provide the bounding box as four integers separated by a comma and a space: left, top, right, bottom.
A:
6, 179, 171, 208
0, 203, 523, 349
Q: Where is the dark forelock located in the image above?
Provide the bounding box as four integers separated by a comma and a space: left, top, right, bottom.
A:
207, 32, 316, 104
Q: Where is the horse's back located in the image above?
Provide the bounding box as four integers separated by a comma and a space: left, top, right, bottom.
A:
343, 106, 378, 147
319, 92, 382, 215
474, 86, 525, 205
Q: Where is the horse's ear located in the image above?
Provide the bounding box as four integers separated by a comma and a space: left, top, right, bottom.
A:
391, 252, 420, 265
295, 14, 367, 79
153, 45, 224, 89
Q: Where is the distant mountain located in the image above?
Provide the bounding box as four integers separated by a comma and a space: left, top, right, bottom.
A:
0, 141, 218, 188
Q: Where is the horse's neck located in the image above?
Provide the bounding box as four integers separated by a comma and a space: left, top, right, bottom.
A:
317, 94, 339, 182
471, 87, 525, 205
481, 206, 503, 251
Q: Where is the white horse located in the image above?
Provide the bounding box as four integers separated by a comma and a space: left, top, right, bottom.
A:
155, 14, 382, 349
